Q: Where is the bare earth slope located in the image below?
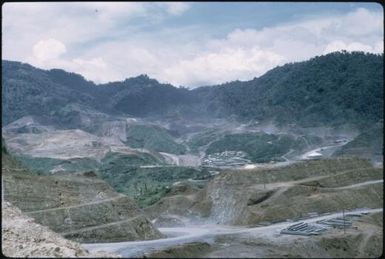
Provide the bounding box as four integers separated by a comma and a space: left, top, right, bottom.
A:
204, 158, 383, 225
146, 158, 383, 227
1, 201, 118, 258
81, 157, 383, 258
2, 152, 163, 243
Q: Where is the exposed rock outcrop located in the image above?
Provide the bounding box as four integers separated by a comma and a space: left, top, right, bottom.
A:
152, 214, 186, 228
144, 182, 212, 223
146, 158, 383, 227
204, 158, 383, 225
1, 201, 118, 257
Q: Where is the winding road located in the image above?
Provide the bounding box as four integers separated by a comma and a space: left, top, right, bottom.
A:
25, 194, 126, 214
82, 208, 383, 258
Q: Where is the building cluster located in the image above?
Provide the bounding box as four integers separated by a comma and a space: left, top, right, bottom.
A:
202, 151, 251, 167
280, 212, 363, 236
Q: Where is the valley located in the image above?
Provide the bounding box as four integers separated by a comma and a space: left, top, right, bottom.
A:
81, 156, 383, 258
2, 112, 366, 210
2, 51, 383, 258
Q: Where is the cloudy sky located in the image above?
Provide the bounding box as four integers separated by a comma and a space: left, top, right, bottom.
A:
2, 2, 383, 87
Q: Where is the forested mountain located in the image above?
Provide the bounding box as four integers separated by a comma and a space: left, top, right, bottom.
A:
201, 51, 383, 127
97, 75, 197, 118
2, 51, 383, 128
2, 61, 97, 125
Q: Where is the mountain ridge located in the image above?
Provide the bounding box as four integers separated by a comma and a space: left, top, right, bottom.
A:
3, 50, 383, 90
2, 51, 383, 128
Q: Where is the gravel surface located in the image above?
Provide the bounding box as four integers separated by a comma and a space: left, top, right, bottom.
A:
2, 201, 119, 258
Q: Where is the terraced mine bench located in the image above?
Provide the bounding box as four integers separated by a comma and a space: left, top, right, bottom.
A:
344, 213, 362, 218
316, 218, 352, 228
284, 211, 368, 236
280, 222, 328, 236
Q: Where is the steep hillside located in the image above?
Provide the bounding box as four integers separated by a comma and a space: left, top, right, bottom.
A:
204, 51, 383, 127
3, 51, 383, 129
98, 165, 211, 207
2, 151, 163, 243
2, 202, 118, 257
334, 121, 383, 161
2, 123, 164, 174
204, 158, 383, 225
98, 75, 196, 118
125, 125, 186, 154
205, 132, 318, 163
2, 61, 98, 126
1, 62, 197, 126
145, 158, 383, 226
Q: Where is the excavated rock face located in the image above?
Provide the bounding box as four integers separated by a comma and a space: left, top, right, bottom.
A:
203, 158, 383, 225
206, 177, 252, 225
1, 201, 119, 258
152, 214, 186, 228
139, 158, 382, 227
2, 153, 163, 243
143, 182, 212, 223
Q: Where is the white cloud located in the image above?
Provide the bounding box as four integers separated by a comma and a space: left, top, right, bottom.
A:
162, 47, 285, 86
323, 40, 380, 54
26, 55, 122, 84
162, 3, 190, 16
69, 57, 116, 83
2, 4, 383, 88
158, 7, 382, 87
374, 41, 384, 53
33, 39, 66, 61
1, 2, 186, 59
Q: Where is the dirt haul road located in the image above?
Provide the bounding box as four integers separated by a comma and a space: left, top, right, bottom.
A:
82, 208, 382, 257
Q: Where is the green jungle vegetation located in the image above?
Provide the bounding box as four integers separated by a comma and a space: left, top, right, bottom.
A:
206, 51, 383, 128
205, 133, 322, 163
3, 52, 383, 128
187, 129, 223, 153
335, 121, 383, 158
98, 165, 211, 207
125, 125, 186, 154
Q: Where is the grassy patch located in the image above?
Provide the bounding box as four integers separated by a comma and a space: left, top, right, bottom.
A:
97, 165, 210, 208
187, 129, 223, 153
15, 155, 100, 174
335, 121, 383, 158
125, 125, 186, 154
205, 132, 310, 163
